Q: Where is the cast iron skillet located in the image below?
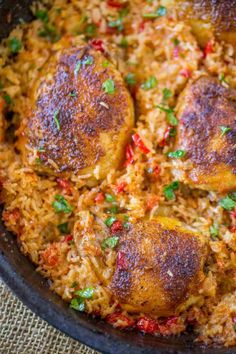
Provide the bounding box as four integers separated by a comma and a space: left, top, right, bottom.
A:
0, 1, 235, 353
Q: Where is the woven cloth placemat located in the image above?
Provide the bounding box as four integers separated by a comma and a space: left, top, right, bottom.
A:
0, 279, 100, 354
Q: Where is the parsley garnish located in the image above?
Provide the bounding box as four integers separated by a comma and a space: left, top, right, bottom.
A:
86, 23, 96, 37
119, 37, 128, 48
38, 23, 60, 43
141, 76, 158, 90
162, 88, 172, 101
74, 60, 82, 74
101, 236, 119, 250
83, 56, 93, 65
209, 223, 219, 240
156, 105, 178, 126
52, 195, 73, 214
219, 73, 228, 84
220, 125, 232, 136
105, 216, 117, 227
125, 73, 136, 86
8, 37, 22, 54
108, 7, 129, 31
102, 60, 110, 68
69, 91, 77, 97
219, 195, 236, 211
57, 222, 69, 234
167, 150, 186, 159
35, 9, 49, 23
3, 94, 12, 105
143, 5, 167, 18
70, 298, 85, 311
105, 193, 116, 203
70, 287, 94, 312
53, 110, 60, 131
102, 79, 115, 94
75, 287, 94, 299
163, 181, 179, 200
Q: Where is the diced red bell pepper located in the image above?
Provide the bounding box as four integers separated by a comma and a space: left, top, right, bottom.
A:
106, 312, 135, 328
136, 316, 159, 334
204, 41, 213, 58
124, 144, 134, 166
89, 39, 105, 53
158, 316, 178, 335
115, 182, 127, 193
153, 165, 160, 177
117, 251, 128, 270
107, 0, 124, 8
111, 220, 123, 234
56, 178, 72, 195
64, 234, 73, 243
41, 245, 59, 267
139, 21, 146, 33
180, 68, 192, 78
95, 192, 105, 203
132, 133, 150, 154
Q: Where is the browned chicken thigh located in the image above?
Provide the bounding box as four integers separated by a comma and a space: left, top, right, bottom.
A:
18, 45, 134, 184
174, 76, 236, 193
111, 217, 206, 317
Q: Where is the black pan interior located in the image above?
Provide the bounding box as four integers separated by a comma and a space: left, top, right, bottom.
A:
0, 2, 235, 353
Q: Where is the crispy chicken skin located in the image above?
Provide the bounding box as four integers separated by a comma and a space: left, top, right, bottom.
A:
174, 76, 236, 193
18, 45, 134, 182
111, 217, 206, 317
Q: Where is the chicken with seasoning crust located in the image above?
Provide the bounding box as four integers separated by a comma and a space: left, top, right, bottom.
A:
18, 45, 134, 184
173, 76, 236, 193
111, 217, 206, 317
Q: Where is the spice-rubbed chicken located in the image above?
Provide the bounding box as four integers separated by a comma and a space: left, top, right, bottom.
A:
111, 217, 206, 317
173, 76, 236, 193
18, 45, 134, 184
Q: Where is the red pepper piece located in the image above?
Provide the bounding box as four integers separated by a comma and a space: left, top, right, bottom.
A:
89, 39, 105, 53
95, 192, 105, 203
106, 312, 135, 328
117, 251, 128, 270
111, 220, 123, 234
41, 245, 59, 267
64, 235, 73, 243
124, 144, 134, 166
159, 126, 172, 147
204, 41, 213, 58
180, 68, 192, 78
56, 178, 72, 195
132, 133, 150, 154
115, 182, 127, 193
139, 21, 146, 32
136, 316, 159, 334
107, 0, 123, 8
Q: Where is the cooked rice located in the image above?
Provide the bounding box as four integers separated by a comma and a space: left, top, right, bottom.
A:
1, 0, 236, 347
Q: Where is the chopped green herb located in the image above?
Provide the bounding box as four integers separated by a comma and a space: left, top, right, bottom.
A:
101, 236, 119, 250
83, 56, 93, 65
102, 60, 110, 68
52, 194, 73, 214
143, 5, 167, 18
229, 192, 236, 201
8, 37, 22, 54
69, 91, 77, 97
70, 281, 78, 288
172, 38, 180, 46
58, 222, 69, 234
220, 125, 232, 136
219, 195, 236, 211
141, 76, 158, 90
35, 9, 49, 23
74, 60, 82, 74
108, 7, 129, 31
105, 216, 117, 227
38, 23, 60, 43
162, 88, 172, 101
167, 150, 186, 159
125, 73, 136, 86
219, 73, 228, 84
119, 37, 128, 47
105, 193, 116, 203
38, 146, 45, 152
169, 127, 177, 137
75, 287, 94, 299
35, 157, 42, 165
86, 23, 96, 37
70, 298, 85, 311
3, 94, 12, 105
209, 223, 219, 240
53, 110, 60, 131
106, 205, 119, 214
102, 79, 115, 94
156, 105, 178, 126
163, 181, 179, 200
